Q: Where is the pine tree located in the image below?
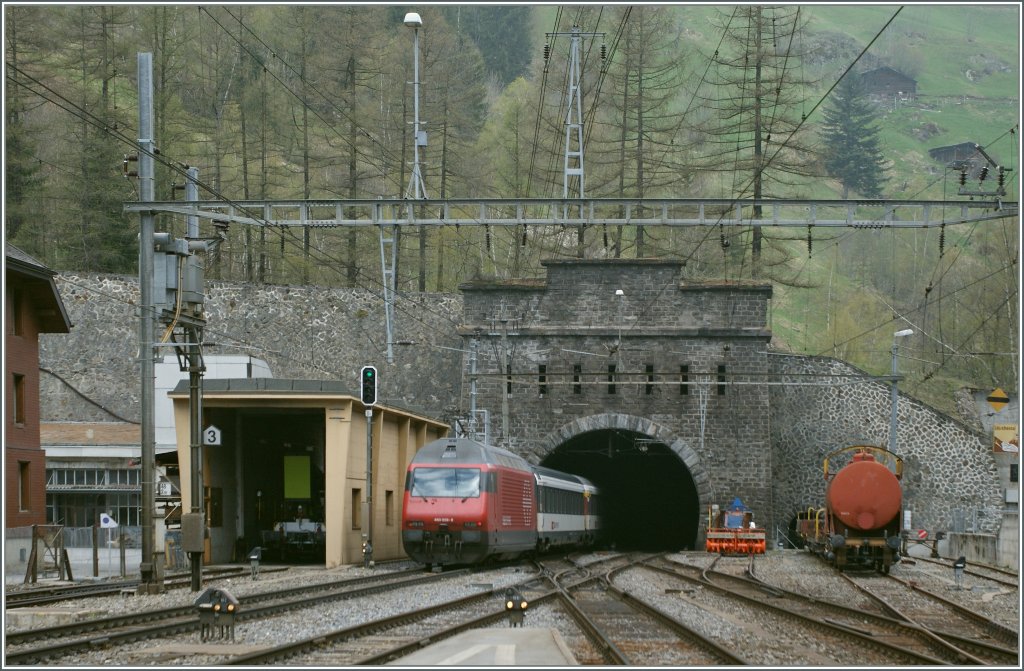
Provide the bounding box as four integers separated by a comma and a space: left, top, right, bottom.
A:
691, 5, 819, 279
820, 73, 889, 198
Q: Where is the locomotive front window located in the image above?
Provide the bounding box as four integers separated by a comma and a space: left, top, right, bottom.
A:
410, 468, 481, 498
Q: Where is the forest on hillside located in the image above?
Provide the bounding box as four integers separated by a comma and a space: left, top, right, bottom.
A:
4, 4, 1019, 414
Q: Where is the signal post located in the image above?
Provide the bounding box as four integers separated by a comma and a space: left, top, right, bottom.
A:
361, 366, 377, 567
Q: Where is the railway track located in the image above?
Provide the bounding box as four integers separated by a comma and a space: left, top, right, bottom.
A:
221, 552, 640, 665
4, 566, 289, 608
842, 571, 1019, 665
6, 551, 1015, 666
559, 557, 749, 665
910, 555, 1019, 589
3, 566, 448, 665
639, 555, 952, 665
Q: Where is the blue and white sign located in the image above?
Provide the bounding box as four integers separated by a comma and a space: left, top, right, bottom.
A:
99, 513, 118, 528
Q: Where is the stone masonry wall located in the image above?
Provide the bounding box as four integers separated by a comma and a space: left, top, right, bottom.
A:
768, 353, 1000, 536
39, 269, 1002, 539
39, 273, 464, 425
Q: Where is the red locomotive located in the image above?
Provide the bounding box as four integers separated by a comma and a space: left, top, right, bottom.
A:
401, 437, 601, 569
705, 497, 766, 555
797, 445, 904, 572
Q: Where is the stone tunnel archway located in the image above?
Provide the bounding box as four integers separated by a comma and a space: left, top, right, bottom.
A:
536, 414, 710, 551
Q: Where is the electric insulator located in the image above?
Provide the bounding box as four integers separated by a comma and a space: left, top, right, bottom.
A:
603, 224, 609, 250
998, 166, 1005, 188
979, 165, 989, 182
521, 225, 528, 247
806, 225, 813, 257
720, 224, 729, 249
939, 223, 946, 258
543, 43, 550, 61
958, 169, 967, 186
485, 224, 492, 253
600, 43, 607, 60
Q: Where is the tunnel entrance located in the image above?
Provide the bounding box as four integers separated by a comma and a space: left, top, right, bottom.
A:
540, 429, 700, 551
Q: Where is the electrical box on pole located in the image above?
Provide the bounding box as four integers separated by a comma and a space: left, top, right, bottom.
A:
361, 366, 378, 406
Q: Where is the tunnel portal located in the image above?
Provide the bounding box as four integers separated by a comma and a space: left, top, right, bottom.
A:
540, 429, 700, 551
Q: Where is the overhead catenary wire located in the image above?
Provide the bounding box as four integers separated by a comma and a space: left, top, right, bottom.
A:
9, 7, 1015, 395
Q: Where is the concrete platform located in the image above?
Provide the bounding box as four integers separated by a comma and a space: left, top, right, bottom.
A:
389, 627, 577, 666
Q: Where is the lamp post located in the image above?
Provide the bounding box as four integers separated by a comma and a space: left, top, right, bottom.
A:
889, 329, 914, 451
404, 12, 425, 199
615, 289, 624, 347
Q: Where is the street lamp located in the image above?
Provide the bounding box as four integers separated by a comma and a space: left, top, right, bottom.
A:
615, 289, 624, 348
889, 329, 914, 451
404, 12, 426, 199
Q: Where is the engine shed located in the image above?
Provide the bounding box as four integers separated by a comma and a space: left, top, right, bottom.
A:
169, 378, 449, 568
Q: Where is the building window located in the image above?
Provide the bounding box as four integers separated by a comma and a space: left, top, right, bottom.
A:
679, 365, 689, 395
19, 461, 31, 512
538, 365, 547, 396
717, 365, 727, 395
13, 373, 26, 424
573, 364, 582, 395
607, 364, 616, 395
645, 364, 655, 395
385, 490, 395, 526
351, 488, 362, 530
10, 288, 24, 336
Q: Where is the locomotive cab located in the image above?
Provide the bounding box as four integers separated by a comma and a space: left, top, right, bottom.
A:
401, 438, 536, 568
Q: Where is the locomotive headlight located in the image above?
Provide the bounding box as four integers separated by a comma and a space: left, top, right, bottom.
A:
520, 601, 528, 609
506, 600, 514, 610
214, 603, 221, 612
227, 603, 235, 613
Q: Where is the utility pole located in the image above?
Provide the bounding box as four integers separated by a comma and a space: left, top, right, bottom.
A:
468, 332, 479, 441
185, 166, 206, 592
136, 52, 161, 594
